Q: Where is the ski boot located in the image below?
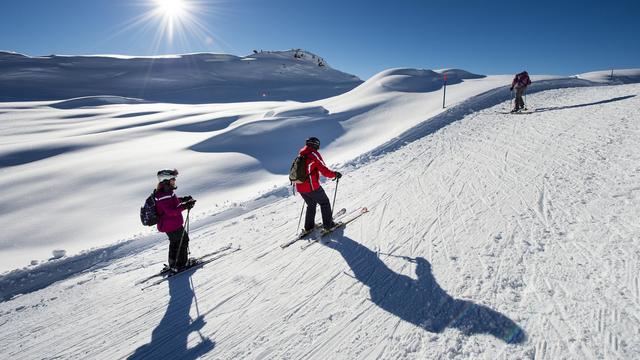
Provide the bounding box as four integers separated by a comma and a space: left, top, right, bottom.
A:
321, 222, 342, 235
186, 257, 199, 267
160, 264, 173, 274
299, 228, 314, 239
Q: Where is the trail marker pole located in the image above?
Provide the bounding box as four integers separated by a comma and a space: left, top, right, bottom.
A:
442, 73, 447, 108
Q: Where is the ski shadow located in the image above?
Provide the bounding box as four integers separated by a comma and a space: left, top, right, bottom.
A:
324, 231, 525, 344
128, 273, 215, 359
533, 95, 635, 113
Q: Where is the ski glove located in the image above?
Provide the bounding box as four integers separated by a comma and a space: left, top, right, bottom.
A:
334, 172, 342, 179
183, 199, 196, 209
510, 87, 513, 91
180, 195, 193, 202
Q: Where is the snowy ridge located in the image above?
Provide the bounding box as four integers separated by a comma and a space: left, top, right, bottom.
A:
50, 96, 149, 109
0, 50, 362, 103
328, 67, 485, 97
576, 68, 640, 84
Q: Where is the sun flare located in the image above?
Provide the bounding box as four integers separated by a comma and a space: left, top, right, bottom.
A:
114, 0, 221, 51
151, 0, 194, 43
156, 0, 187, 18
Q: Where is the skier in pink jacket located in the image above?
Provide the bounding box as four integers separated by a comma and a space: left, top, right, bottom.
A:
510, 71, 532, 112
155, 169, 196, 272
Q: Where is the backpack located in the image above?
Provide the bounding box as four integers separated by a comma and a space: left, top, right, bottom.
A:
289, 155, 309, 184
517, 71, 531, 87
140, 190, 158, 226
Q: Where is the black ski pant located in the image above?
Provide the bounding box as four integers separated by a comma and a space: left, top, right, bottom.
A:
300, 188, 333, 231
167, 226, 190, 269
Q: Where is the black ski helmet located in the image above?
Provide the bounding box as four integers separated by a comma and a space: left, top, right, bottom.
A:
306, 137, 320, 149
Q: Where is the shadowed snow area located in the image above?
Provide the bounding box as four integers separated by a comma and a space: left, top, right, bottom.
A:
0, 144, 92, 167
190, 105, 377, 174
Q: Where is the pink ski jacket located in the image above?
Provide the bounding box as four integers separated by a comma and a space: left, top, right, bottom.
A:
154, 189, 186, 233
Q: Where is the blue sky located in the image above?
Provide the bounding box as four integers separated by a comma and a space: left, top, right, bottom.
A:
1, 0, 638, 79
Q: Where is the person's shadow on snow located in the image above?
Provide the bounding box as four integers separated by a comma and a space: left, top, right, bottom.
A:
324, 231, 525, 344
128, 273, 215, 359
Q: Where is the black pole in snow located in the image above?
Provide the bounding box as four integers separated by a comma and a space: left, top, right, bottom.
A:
442, 73, 447, 109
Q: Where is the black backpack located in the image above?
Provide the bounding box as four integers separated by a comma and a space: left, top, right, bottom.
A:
140, 190, 158, 226
289, 155, 309, 184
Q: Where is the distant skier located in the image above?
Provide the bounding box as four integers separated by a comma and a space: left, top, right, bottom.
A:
510, 71, 532, 112
155, 169, 197, 272
295, 137, 342, 237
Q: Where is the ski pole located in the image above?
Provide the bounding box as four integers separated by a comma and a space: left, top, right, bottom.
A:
511, 88, 514, 110
185, 208, 191, 256
296, 202, 305, 233
176, 208, 191, 266
331, 178, 339, 217
524, 87, 528, 109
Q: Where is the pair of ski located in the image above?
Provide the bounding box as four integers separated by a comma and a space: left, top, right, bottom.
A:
279, 207, 346, 249
137, 243, 240, 289
280, 207, 369, 249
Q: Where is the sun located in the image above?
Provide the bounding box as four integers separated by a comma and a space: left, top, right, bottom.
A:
155, 0, 187, 18
151, 0, 193, 43
113, 0, 222, 51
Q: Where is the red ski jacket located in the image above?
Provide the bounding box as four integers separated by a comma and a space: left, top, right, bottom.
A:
154, 189, 186, 233
295, 145, 337, 193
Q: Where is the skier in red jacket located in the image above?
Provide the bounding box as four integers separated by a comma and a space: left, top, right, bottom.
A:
296, 137, 342, 237
155, 169, 196, 272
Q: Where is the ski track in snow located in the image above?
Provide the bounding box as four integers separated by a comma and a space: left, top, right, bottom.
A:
1, 84, 640, 359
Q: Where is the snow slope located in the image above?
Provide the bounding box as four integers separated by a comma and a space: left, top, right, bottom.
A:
0, 64, 547, 273
1, 83, 639, 359
0, 66, 636, 272
0, 50, 362, 103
